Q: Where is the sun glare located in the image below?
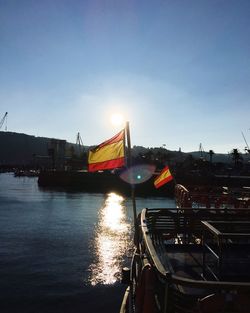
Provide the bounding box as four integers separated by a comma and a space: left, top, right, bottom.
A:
89, 192, 132, 285
110, 113, 124, 127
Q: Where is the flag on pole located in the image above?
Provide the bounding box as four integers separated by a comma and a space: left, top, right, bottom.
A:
154, 166, 173, 189
88, 129, 125, 172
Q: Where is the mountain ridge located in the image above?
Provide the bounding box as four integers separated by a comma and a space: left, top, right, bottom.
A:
0, 131, 248, 166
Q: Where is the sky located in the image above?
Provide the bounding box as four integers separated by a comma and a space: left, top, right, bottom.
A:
0, 0, 250, 153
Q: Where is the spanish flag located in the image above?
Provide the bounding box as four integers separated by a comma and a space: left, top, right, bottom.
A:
154, 166, 173, 189
88, 129, 125, 172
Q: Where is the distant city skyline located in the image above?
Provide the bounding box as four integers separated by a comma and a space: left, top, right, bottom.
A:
0, 0, 250, 153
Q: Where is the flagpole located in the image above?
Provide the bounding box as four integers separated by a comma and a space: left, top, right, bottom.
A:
125, 121, 138, 245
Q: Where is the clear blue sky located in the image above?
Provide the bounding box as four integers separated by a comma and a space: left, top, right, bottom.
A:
0, 0, 250, 153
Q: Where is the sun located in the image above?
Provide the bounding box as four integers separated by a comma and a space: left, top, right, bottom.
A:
110, 113, 124, 127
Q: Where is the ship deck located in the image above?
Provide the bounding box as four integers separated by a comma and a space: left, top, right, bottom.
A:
140, 207, 250, 293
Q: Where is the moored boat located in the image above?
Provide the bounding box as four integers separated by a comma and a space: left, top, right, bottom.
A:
14, 169, 40, 177
38, 169, 174, 197
175, 184, 250, 209
120, 184, 250, 313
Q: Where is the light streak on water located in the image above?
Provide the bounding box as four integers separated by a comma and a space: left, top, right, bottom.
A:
89, 192, 132, 285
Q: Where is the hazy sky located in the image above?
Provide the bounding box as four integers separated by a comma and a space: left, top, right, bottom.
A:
0, 0, 250, 153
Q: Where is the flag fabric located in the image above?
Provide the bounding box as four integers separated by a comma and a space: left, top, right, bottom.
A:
88, 129, 125, 172
154, 166, 173, 189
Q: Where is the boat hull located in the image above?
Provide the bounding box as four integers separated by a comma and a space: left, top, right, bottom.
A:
38, 170, 174, 197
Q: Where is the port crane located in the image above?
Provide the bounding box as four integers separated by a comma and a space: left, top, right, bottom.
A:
76, 132, 84, 155
199, 143, 206, 160
0, 112, 8, 130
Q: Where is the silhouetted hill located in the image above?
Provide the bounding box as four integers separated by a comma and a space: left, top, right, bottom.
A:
131, 145, 240, 164
0, 131, 84, 166
0, 132, 49, 165
1, 131, 249, 167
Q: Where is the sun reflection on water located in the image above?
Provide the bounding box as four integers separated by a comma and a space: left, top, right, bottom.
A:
89, 193, 132, 285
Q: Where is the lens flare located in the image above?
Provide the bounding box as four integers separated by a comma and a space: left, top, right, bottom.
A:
119, 164, 156, 185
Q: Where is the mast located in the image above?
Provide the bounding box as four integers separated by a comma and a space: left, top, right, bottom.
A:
125, 121, 138, 244
76, 132, 84, 155
125, 121, 132, 166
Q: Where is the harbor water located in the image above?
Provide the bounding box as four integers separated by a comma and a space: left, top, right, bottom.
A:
0, 173, 175, 313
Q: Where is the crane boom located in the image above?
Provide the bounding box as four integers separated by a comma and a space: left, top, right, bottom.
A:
0, 112, 8, 130
241, 131, 250, 153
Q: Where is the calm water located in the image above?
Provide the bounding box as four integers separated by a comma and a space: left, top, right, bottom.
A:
0, 173, 175, 313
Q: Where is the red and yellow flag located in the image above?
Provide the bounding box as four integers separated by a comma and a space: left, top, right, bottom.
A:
154, 166, 173, 189
88, 129, 125, 172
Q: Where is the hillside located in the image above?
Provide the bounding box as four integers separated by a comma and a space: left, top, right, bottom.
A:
0, 132, 50, 165
0, 131, 249, 167
0, 131, 82, 166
